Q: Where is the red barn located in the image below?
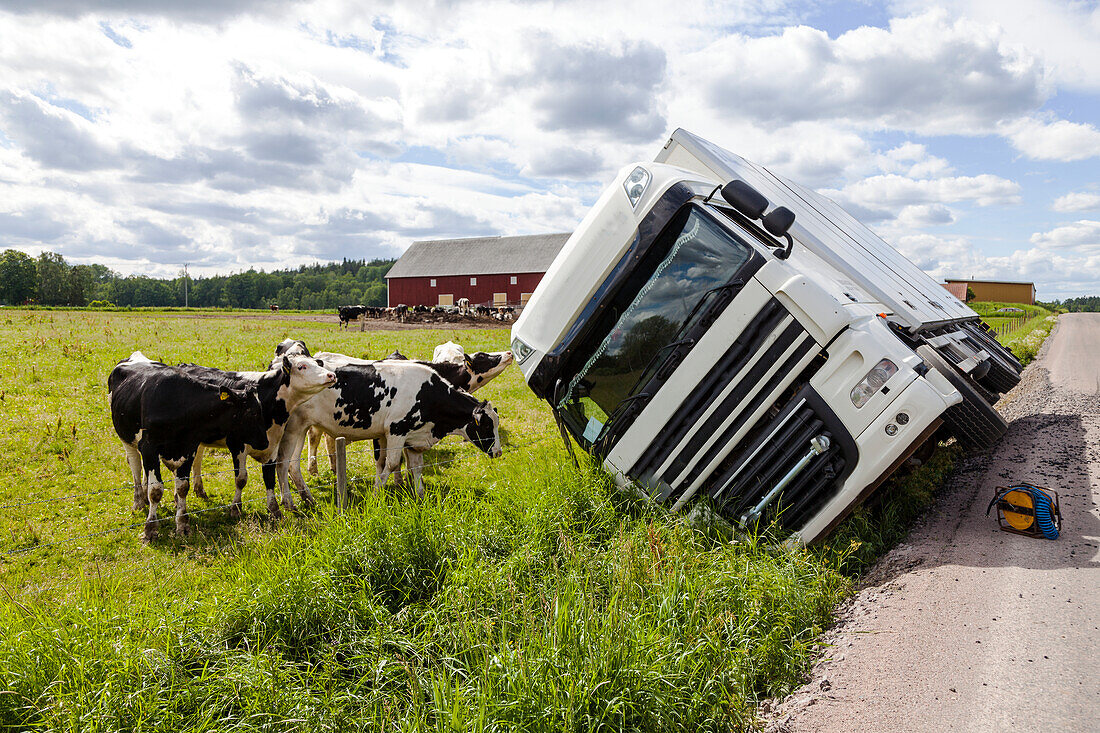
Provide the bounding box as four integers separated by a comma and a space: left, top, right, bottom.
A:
385, 233, 570, 308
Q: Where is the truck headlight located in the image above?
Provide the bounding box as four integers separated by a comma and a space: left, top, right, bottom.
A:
623, 166, 650, 208
850, 358, 898, 408
510, 337, 534, 363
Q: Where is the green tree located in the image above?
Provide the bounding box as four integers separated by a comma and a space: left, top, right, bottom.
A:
36, 252, 70, 305
0, 249, 37, 304
67, 265, 96, 306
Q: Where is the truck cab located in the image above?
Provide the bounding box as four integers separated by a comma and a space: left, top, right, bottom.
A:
511, 130, 1020, 544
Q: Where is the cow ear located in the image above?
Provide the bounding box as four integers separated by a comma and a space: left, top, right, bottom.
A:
464, 353, 474, 368
282, 355, 292, 374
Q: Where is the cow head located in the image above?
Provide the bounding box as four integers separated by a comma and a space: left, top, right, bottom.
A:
282, 355, 337, 395
432, 341, 465, 364
459, 400, 502, 458
274, 338, 310, 358
461, 350, 514, 392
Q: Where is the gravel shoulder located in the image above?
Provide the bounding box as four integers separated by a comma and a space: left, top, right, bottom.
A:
761, 313, 1100, 732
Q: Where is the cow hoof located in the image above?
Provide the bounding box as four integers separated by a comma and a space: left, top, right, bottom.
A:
142, 525, 157, 542
267, 500, 283, 520
133, 501, 147, 512
299, 491, 316, 509
193, 484, 209, 500
228, 503, 243, 520
176, 523, 191, 538
307, 462, 318, 476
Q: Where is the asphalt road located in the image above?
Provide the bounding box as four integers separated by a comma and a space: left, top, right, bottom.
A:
764, 313, 1100, 732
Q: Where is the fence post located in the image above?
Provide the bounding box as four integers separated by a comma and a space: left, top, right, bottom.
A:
335, 436, 347, 510
359, 315, 365, 332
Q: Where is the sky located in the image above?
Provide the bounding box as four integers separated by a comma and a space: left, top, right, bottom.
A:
0, 1, 1099, 300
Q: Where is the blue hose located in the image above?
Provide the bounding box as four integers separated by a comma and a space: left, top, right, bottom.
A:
1018, 485, 1060, 540
987, 484, 1059, 539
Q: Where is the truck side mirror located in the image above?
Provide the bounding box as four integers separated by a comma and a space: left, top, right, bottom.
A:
721, 180, 769, 219
763, 206, 796, 237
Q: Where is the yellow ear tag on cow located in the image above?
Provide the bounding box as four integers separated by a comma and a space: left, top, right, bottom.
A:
220, 390, 229, 401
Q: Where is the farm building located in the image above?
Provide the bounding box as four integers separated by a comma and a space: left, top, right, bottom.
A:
943, 278, 1036, 305
385, 233, 570, 308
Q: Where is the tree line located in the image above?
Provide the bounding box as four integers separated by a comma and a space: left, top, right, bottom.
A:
1049, 296, 1100, 312
0, 250, 394, 309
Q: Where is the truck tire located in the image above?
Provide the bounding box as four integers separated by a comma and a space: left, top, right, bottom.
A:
968, 323, 1024, 389
979, 355, 1022, 395
917, 345, 1007, 452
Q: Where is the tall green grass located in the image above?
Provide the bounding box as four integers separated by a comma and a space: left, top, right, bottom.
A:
970, 301, 1057, 365
1, 446, 852, 731
0, 310, 960, 731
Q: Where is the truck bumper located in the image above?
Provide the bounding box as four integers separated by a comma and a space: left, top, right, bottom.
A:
792, 372, 961, 544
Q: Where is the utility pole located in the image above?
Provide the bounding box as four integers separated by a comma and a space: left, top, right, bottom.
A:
183, 264, 189, 308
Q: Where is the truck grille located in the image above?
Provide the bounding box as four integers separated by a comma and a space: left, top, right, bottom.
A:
628, 299, 857, 533
703, 386, 854, 531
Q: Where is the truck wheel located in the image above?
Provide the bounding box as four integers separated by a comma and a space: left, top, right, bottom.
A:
979, 353, 1022, 395
917, 345, 1007, 452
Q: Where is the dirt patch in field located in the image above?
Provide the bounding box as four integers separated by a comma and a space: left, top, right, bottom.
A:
128, 311, 512, 330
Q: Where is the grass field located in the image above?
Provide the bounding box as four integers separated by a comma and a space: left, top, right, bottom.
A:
0, 309, 961, 731
970, 301, 1058, 365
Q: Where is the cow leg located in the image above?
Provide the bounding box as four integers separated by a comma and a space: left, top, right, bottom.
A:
125, 443, 146, 512
279, 428, 310, 516
173, 456, 195, 537
405, 449, 425, 498
140, 446, 164, 541
229, 451, 248, 519
191, 445, 209, 500
261, 460, 282, 516
306, 426, 321, 475
326, 433, 338, 473
376, 436, 405, 489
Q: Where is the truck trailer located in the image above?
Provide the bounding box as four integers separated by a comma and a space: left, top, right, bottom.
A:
510, 129, 1021, 544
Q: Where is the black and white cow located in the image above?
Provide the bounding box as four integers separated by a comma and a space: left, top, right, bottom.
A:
305, 345, 513, 475
338, 305, 367, 329
279, 361, 502, 502
181, 350, 336, 518
109, 352, 271, 540
273, 338, 310, 358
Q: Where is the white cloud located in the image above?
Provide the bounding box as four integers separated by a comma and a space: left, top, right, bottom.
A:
694, 10, 1046, 136
829, 173, 1021, 214
1052, 192, 1100, 212
1001, 117, 1100, 161
1030, 220, 1100, 252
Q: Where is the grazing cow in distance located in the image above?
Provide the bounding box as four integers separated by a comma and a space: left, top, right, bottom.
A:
270, 304, 279, 312
109, 352, 270, 540
279, 361, 502, 501
393, 304, 409, 322
337, 305, 367, 329
183, 347, 337, 518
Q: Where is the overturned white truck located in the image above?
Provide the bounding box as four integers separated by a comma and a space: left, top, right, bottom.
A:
510, 129, 1021, 544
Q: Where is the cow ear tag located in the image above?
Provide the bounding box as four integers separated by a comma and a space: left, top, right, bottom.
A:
219, 389, 229, 401
464, 354, 473, 367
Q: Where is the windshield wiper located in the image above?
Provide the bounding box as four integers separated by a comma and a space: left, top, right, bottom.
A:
631, 337, 695, 393
592, 391, 653, 455
680, 279, 744, 334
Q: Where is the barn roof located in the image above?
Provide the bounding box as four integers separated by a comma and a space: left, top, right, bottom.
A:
385, 233, 571, 279
941, 282, 968, 300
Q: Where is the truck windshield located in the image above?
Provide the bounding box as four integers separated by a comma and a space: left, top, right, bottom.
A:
557, 205, 754, 447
